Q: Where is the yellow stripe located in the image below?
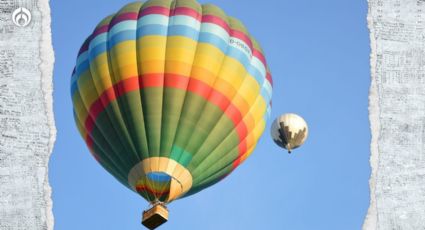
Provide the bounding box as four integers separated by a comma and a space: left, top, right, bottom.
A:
90, 53, 113, 94
165, 61, 193, 75
74, 110, 88, 139
241, 113, 255, 134
110, 41, 138, 82
77, 73, 99, 112
213, 78, 237, 98
217, 57, 245, 90
193, 44, 225, 76
241, 146, 255, 162
138, 36, 167, 74
231, 94, 249, 116
72, 93, 88, 138
191, 66, 216, 86
238, 76, 260, 106
139, 60, 165, 74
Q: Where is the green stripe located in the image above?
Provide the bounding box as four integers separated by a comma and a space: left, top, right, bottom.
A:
117, 2, 143, 14
88, 88, 240, 183
142, 0, 173, 9
184, 163, 233, 197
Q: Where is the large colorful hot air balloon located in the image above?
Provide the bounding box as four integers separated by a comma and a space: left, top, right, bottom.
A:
70, 0, 272, 228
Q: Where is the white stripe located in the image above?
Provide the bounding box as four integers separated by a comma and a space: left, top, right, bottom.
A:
201, 22, 229, 41
109, 21, 137, 36
138, 14, 169, 26
89, 33, 107, 51
263, 82, 272, 98
170, 15, 201, 29
251, 57, 266, 77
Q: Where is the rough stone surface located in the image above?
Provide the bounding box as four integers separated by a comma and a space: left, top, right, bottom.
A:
365, 0, 425, 229
0, 0, 55, 229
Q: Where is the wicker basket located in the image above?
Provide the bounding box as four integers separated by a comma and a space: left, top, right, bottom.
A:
142, 203, 169, 229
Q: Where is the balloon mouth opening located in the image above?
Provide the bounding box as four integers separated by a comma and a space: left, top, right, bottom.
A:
128, 157, 193, 202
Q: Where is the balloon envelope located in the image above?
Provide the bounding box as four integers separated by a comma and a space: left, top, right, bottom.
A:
71, 0, 272, 204
271, 113, 308, 153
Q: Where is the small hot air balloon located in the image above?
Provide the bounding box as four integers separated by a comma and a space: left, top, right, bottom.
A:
70, 0, 272, 229
271, 113, 308, 153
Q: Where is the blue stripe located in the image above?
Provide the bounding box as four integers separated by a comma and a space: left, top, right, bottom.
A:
108, 30, 136, 48
89, 33, 107, 49
89, 43, 107, 61
168, 25, 199, 40
71, 81, 78, 97
72, 110, 78, 124
198, 32, 228, 53
227, 47, 250, 68
263, 82, 272, 98
247, 65, 265, 88
76, 52, 89, 67
260, 87, 271, 105
75, 60, 90, 79
137, 24, 168, 37
265, 107, 271, 121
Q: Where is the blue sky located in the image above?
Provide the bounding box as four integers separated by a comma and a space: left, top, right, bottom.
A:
50, 0, 371, 229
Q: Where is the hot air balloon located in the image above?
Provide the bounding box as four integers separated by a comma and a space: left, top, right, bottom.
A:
70, 0, 272, 228
271, 114, 308, 153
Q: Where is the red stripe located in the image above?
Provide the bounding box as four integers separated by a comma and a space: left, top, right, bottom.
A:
139, 6, 170, 17
233, 154, 243, 169
202, 15, 230, 33
233, 149, 246, 169
208, 91, 231, 114
164, 74, 189, 89
93, 25, 109, 37
233, 123, 248, 169
266, 72, 273, 87
172, 7, 201, 20
110, 12, 138, 27
225, 104, 243, 125
140, 73, 164, 88
78, 39, 90, 56
252, 49, 273, 88
84, 75, 249, 156
253, 49, 267, 68
86, 135, 94, 151
187, 79, 210, 98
